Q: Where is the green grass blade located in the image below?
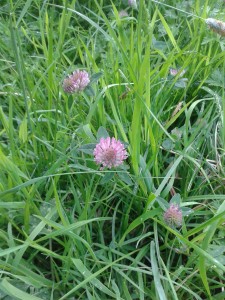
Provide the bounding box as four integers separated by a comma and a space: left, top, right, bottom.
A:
72, 259, 117, 298
150, 241, 167, 300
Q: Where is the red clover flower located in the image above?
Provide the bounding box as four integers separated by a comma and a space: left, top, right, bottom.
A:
164, 203, 182, 228
63, 70, 90, 94
93, 137, 128, 169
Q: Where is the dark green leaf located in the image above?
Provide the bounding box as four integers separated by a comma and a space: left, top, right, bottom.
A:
90, 72, 103, 83
79, 143, 96, 154
97, 126, 109, 140
84, 85, 95, 97
100, 172, 114, 184
117, 171, 133, 185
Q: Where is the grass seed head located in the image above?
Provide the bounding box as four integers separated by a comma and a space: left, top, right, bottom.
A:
206, 18, 225, 36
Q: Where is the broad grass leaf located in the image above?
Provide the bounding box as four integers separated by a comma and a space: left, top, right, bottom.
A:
72, 259, 117, 298
0, 278, 43, 300
19, 116, 28, 143
150, 241, 167, 300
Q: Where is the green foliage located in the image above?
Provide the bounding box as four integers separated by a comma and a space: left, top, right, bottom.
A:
0, 0, 225, 299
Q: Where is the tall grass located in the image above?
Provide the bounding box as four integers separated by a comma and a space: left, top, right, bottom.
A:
0, 0, 225, 299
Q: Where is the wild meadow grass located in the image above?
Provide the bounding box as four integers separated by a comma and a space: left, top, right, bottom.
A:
0, 0, 225, 299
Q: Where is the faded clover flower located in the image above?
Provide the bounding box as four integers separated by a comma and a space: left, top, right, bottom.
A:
93, 137, 128, 169
169, 68, 186, 77
118, 10, 128, 18
128, 0, 137, 9
163, 203, 182, 228
63, 70, 90, 94
206, 18, 225, 37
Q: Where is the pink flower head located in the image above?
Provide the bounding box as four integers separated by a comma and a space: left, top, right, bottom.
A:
128, 0, 137, 9
93, 137, 128, 169
63, 70, 90, 93
163, 203, 182, 228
